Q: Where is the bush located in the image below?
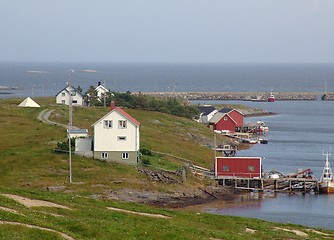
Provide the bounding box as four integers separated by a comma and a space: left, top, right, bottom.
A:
104, 91, 200, 119
141, 157, 151, 166
54, 138, 75, 153
140, 148, 153, 156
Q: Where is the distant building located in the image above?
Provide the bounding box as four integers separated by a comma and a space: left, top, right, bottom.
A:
215, 157, 262, 178
209, 108, 244, 132
92, 102, 140, 165
18, 97, 40, 108
56, 85, 84, 106
95, 81, 110, 100
67, 129, 89, 139
197, 105, 218, 123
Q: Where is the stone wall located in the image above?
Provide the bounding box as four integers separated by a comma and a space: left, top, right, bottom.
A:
137, 92, 320, 101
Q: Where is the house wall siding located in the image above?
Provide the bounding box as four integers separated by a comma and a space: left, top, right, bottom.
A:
94, 151, 138, 165
93, 111, 139, 152
229, 110, 244, 127
214, 116, 236, 132
215, 157, 262, 178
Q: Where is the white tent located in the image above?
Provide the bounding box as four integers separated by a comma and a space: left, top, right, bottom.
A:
18, 97, 40, 108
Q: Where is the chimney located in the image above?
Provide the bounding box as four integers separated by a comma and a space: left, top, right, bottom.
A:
98, 81, 101, 86
110, 101, 115, 111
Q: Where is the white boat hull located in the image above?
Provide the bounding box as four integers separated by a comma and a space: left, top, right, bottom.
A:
319, 181, 334, 194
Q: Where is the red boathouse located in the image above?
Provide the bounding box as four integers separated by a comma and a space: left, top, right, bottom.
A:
215, 157, 262, 178
209, 108, 244, 132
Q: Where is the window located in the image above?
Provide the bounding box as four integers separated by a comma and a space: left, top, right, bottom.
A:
104, 120, 113, 129
72, 100, 77, 104
71, 90, 76, 96
223, 117, 228, 121
118, 120, 127, 129
101, 152, 108, 159
61, 92, 65, 97
223, 166, 229, 171
122, 152, 129, 159
61, 100, 65, 104
248, 166, 255, 172
118, 136, 127, 141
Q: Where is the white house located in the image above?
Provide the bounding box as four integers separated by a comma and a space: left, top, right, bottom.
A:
92, 102, 140, 165
95, 81, 110, 100
197, 105, 218, 123
56, 85, 84, 106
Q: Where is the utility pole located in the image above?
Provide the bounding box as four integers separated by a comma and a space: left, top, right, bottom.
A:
68, 69, 74, 184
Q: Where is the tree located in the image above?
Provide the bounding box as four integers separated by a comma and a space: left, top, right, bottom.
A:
84, 86, 102, 106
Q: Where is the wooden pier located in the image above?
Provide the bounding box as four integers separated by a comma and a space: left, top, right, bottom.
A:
216, 176, 319, 194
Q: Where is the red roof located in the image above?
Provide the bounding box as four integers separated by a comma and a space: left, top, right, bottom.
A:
113, 107, 140, 126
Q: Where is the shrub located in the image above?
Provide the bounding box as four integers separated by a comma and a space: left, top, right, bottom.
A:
140, 148, 153, 156
141, 157, 151, 166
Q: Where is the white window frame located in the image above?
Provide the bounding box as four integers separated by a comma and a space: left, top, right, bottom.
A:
104, 120, 113, 129
118, 136, 127, 141
62, 92, 66, 97
101, 152, 108, 159
122, 152, 129, 159
61, 100, 65, 104
223, 166, 229, 171
248, 166, 255, 172
118, 120, 127, 129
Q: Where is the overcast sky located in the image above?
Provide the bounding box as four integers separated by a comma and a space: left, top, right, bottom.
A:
1, 0, 334, 63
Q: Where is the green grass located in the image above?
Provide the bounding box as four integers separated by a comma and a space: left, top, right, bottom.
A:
1, 188, 332, 240
0, 97, 333, 239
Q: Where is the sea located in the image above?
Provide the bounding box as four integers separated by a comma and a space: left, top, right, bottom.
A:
1, 62, 334, 230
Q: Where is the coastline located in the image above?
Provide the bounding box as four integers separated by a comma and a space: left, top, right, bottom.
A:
137, 91, 321, 101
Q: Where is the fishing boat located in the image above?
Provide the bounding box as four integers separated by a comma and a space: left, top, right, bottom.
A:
319, 152, 334, 194
267, 92, 275, 102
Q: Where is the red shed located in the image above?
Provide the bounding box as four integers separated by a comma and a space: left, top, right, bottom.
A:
209, 108, 244, 132
215, 157, 262, 178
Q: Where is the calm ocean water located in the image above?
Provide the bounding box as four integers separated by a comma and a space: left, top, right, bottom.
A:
1, 62, 334, 97
2, 62, 334, 230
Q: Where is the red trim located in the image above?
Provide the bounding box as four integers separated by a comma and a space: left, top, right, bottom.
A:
114, 107, 140, 126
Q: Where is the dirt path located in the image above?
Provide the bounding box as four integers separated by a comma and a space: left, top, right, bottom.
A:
1, 194, 71, 209
38, 109, 79, 130
107, 207, 170, 219
0, 221, 75, 240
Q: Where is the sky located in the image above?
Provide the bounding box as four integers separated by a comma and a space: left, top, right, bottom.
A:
1, 0, 334, 63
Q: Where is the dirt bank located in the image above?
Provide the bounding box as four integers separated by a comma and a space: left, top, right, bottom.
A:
94, 186, 241, 209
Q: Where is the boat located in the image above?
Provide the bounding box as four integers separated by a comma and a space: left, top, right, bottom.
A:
258, 137, 268, 144
267, 92, 275, 102
319, 152, 334, 194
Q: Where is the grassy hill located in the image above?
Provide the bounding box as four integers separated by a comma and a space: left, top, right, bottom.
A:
0, 97, 333, 239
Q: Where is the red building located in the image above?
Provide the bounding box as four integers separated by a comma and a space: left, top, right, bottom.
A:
209, 108, 244, 132
215, 157, 262, 178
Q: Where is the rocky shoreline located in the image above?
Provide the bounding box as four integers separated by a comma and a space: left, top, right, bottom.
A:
138, 91, 325, 101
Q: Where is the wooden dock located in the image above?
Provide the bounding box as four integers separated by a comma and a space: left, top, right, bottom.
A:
216, 176, 319, 194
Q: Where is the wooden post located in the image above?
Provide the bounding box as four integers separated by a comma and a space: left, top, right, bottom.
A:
261, 179, 264, 191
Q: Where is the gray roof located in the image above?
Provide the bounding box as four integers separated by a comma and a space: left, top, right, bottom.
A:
219, 107, 234, 114
55, 85, 84, 97
197, 106, 216, 115
209, 112, 225, 123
